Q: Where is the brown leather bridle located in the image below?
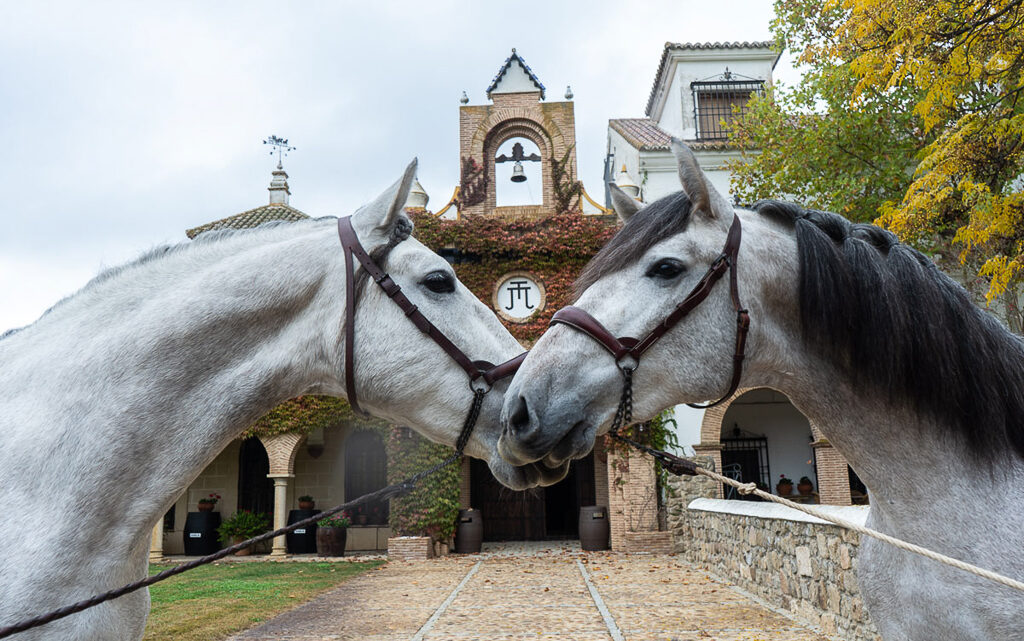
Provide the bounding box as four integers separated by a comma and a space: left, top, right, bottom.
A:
337, 216, 526, 454
549, 213, 749, 432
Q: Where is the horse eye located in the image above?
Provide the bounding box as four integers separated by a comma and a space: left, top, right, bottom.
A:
646, 258, 686, 280
422, 271, 455, 294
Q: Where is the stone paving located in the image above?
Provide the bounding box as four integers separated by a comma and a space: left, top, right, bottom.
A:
227, 542, 830, 641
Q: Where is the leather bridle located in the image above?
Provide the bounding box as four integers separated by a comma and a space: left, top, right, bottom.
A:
549, 213, 749, 437
338, 216, 526, 454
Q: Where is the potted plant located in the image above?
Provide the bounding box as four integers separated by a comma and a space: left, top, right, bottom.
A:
216, 510, 271, 556
197, 493, 220, 512
776, 474, 794, 496
298, 495, 315, 510
316, 513, 350, 556
797, 476, 815, 496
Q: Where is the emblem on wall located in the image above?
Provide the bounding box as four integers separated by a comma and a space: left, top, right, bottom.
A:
492, 272, 546, 323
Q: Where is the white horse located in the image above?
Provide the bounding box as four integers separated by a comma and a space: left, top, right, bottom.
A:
500, 140, 1024, 640
0, 160, 555, 640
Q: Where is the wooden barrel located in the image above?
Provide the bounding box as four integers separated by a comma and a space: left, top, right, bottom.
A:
454, 508, 483, 553
578, 506, 609, 551
316, 526, 347, 556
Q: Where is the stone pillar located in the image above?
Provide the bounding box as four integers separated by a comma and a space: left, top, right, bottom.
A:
149, 520, 164, 563
459, 457, 472, 509
269, 474, 293, 556
692, 443, 724, 499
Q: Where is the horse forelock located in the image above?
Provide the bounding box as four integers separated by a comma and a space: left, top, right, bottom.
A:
573, 191, 693, 300
753, 199, 1024, 463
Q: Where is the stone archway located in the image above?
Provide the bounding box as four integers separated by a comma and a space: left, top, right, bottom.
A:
694, 387, 852, 505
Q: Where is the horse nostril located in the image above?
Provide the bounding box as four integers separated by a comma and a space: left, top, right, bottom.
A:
510, 395, 532, 436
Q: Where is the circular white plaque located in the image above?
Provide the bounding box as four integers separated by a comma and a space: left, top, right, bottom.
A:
492, 272, 546, 323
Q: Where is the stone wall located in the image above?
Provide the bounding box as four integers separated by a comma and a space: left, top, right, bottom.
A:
668, 493, 880, 641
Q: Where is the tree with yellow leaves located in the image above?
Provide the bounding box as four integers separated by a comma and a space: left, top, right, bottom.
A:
734, 0, 1024, 332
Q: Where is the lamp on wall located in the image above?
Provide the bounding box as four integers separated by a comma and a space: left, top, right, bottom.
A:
306, 427, 325, 459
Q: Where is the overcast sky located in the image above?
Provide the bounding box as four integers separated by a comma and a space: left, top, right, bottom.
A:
1, 0, 792, 332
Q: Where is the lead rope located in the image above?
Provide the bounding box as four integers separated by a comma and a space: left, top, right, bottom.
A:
605, 374, 1024, 594
0, 392, 488, 640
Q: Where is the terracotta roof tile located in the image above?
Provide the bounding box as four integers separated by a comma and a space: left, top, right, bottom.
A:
186, 204, 310, 239
646, 41, 777, 116
609, 118, 673, 151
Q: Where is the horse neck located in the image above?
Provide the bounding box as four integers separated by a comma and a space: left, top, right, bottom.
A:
0, 223, 344, 554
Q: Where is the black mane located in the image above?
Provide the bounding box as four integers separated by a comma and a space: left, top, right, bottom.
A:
754, 199, 1024, 462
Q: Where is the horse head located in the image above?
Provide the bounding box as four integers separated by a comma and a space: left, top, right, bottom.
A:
344, 160, 568, 489
498, 140, 798, 468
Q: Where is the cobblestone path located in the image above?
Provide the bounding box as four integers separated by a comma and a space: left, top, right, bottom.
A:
228, 543, 829, 641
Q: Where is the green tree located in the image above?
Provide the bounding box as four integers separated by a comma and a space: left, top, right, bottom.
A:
733, 0, 1024, 331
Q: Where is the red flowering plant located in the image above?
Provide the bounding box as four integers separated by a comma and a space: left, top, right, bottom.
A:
198, 492, 220, 506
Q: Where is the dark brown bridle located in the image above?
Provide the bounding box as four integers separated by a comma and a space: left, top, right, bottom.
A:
549, 213, 749, 438
338, 216, 526, 454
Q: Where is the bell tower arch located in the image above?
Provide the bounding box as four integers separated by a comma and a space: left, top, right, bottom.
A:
458, 49, 579, 218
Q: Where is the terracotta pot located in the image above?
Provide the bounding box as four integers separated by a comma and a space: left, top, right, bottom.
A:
197, 503, 214, 512
232, 537, 252, 556
316, 526, 347, 556
797, 482, 814, 496
298, 500, 315, 510
355, 515, 368, 526
776, 482, 793, 496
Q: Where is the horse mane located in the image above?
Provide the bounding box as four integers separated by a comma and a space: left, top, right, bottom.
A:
753, 199, 1024, 462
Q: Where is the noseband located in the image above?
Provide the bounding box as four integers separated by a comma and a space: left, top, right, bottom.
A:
550, 214, 749, 436
338, 216, 526, 454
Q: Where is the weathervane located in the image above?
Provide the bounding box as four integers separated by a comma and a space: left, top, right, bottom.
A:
263, 135, 296, 168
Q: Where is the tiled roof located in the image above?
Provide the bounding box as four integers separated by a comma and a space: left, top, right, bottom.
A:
609, 118, 673, 151
646, 41, 778, 116
186, 203, 310, 239
486, 49, 546, 99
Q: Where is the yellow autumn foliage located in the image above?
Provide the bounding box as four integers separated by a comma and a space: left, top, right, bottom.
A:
825, 0, 1024, 327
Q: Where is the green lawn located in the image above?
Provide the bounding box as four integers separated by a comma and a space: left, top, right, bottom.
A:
143, 560, 384, 641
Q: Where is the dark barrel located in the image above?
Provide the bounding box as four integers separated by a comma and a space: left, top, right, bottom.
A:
454, 508, 483, 553
286, 509, 320, 554
183, 511, 222, 555
578, 506, 609, 551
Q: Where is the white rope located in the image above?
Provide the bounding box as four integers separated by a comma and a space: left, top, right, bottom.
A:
695, 467, 1024, 593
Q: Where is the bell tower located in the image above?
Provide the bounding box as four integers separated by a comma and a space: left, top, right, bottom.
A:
457, 49, 579, 218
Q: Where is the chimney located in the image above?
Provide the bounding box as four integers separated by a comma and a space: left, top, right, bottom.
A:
268, 162, 290, 205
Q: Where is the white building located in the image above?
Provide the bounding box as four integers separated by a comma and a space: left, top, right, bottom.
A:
606, 41, 779, 202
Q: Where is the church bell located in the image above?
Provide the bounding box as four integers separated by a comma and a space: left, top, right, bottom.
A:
510, 160, 527, 183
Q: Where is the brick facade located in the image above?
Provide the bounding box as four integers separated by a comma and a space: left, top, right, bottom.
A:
607, 447, 664, 552
387, 536, 434, 561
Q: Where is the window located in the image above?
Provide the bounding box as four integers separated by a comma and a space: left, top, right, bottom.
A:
691, 79, 765, 141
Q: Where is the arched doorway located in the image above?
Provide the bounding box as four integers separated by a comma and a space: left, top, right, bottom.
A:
718, 388, 815, 498
238, 438, 272, 515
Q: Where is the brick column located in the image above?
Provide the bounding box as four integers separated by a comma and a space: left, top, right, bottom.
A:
813, 441, 852, 506
149, 520, 164, 562
459, 457, 471, 509
607, 448, 659, 551
268, 474, 293, 556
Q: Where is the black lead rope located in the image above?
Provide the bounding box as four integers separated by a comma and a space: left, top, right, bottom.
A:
0, 393, 487, 640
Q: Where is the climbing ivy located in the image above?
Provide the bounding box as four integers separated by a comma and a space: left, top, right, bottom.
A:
386, 428, 461, 540
242, 396, 388, 440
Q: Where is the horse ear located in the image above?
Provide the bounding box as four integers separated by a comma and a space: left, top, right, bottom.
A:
671, 138, 722, 220
351, 158, 418, 242
608, 183, 641, 222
